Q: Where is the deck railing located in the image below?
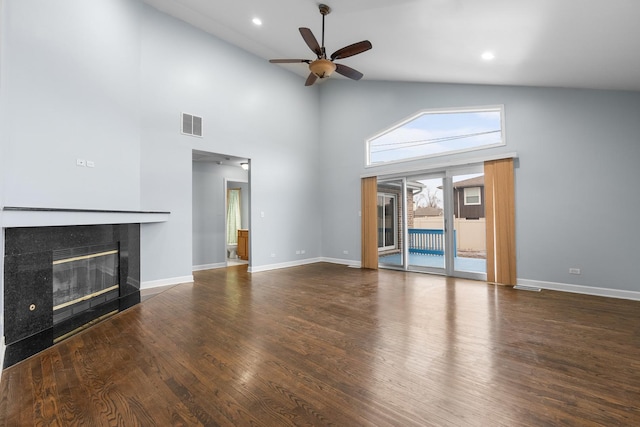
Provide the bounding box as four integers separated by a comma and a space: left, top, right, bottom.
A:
408, 228, 456, 257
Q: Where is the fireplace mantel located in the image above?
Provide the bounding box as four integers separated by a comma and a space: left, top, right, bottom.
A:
1, 206, 170, 228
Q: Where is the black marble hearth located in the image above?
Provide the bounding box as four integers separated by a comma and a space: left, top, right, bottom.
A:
3, 224, 141, 367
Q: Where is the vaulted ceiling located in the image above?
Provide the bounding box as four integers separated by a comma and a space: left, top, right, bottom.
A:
142, 0, 640, 92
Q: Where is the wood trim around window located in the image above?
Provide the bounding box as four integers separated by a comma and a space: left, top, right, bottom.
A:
484, 158, 516, 285
361, 177, 378, 269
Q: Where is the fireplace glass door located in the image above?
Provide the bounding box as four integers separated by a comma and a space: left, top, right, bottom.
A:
52, 243, 120, 324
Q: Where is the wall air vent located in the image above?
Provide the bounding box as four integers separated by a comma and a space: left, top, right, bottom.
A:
181, 113, 203, 137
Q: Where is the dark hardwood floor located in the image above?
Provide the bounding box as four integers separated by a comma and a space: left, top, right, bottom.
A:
1, 263, 639, 426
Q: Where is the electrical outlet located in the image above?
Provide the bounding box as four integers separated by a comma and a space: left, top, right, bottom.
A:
76, 159, 86, 167
343, 250, 349, 255
270, 253, 276, 258
301, 250, 306, 254
87, 160, 95, 168
296, 250, 301, 255
569, 268, 581, 275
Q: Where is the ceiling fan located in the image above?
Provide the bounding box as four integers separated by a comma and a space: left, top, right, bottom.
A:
269, 4, 372, 86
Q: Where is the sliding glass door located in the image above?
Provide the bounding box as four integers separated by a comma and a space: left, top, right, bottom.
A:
376, 166, 487, 280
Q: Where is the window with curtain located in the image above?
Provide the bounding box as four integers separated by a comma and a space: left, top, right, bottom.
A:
226, 189, 241, 245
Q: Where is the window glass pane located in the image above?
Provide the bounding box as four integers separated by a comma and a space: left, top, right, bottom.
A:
464, 187, 481, 205
377, 193, 397, 250
385, 197, 395, 246
453, 172, 487, 275
409, 176, 445, 271
367, 107, 504, 165
377, 195, 384, 248
378, 180, 404, 267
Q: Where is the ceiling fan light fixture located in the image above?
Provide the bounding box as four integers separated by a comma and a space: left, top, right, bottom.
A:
269, 3, 371, 86
309, 59, 336, 78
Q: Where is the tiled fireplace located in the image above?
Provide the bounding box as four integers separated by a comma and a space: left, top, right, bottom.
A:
3, 224, 140, 367
2, 207, 169, 368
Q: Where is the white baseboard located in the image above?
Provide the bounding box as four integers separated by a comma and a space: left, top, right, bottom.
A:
518, 279, 640, 301
248, 257, 363, 273
192, 263, 227, 272
318, 257, 362, 268
141, 275, 194, 290
248, 257, 323, 273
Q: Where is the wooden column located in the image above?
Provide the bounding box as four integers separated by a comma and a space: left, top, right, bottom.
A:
361, 177, 378, 270
485, 158, 516, 285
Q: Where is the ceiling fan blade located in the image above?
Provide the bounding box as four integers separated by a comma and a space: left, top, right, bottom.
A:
299, 28, 322, 57
305, 72, 319, 86
269, 59, 311, 64
330, 40, 372, 60
335, 63, 364, 81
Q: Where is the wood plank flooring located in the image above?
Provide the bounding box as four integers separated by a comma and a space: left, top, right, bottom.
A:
1, 262, 639, 425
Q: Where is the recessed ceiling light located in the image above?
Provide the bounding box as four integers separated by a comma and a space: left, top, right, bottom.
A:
252, 17, 262, 26
481, 51, 495, 61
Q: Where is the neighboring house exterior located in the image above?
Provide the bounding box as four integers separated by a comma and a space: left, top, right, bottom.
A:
452, 176, 485, 219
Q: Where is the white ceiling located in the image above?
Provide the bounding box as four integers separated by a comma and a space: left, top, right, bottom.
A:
142, 0, 640, 92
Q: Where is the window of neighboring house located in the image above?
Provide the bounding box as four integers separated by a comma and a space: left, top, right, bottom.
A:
464, 187, 481, 205
366, 105, 504, 166
377, 193, 397, 250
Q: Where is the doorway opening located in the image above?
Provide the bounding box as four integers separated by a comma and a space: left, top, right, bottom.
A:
192, 150, 250, 271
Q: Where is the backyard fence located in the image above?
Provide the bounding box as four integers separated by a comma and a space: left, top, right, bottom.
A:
412, 217, 486, 251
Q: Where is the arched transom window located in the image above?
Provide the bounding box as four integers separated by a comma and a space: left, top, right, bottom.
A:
366, 105, 505, 166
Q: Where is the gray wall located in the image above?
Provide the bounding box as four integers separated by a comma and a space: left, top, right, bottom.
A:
137, 5, 322, 281
1, 0, 142, 210
0, 0, 323, 296
192, 161, 248, 267
320, 80, 640, 292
